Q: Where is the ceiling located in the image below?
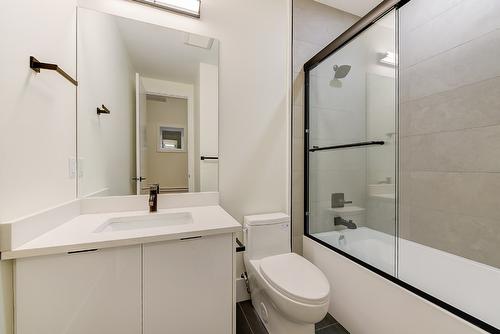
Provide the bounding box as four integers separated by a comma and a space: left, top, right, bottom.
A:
113, 15, 218, 84
314, 0, 383, 17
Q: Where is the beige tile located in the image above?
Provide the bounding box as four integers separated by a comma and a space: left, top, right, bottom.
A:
401, 29, 500, 102
293, 0, 357, 47
399, 0, 465, 34
292, 104, 304, 139
398, 204, 411, 239
292, 235, 303, 255
401, 0, 500, 68
400, 76, 500, 136
405, 171, 500, 221
292, 170, 304, 201
406, 206, 500, 269
292, 136, 304, 172
404, 125, 500, 173
293, 39, 321, 73
293, 70, 304, 107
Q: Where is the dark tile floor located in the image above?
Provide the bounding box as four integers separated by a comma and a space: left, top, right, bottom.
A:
237, 300, 349, 334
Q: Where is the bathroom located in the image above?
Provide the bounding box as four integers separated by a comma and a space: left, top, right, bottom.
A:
0, 0, 499, 333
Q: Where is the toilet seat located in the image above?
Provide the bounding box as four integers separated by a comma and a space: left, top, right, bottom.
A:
259, 253, 330, 305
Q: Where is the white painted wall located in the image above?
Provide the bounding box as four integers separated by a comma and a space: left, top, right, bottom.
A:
78, 8, 136, 197
303, 237, 487, 334
0, 1, 78, 333
0, 1, 77, 222
198, 62, 219, 192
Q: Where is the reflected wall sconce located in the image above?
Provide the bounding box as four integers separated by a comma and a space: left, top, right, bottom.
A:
131, 0, 201, 18
379, 51, 396, 66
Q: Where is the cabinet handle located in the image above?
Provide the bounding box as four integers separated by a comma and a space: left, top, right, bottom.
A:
67, 249, 98, 255
180, 236, 202, 241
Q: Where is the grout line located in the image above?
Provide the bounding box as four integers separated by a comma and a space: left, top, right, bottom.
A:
315, 316, 339, 331
402, 0, 467, 34
400, 74, 500, 106
400, 121, 500, 138
402, 27, 500, 71
403, 169, 500, 175
317, 323, 349, 334
238, 303, 255, 334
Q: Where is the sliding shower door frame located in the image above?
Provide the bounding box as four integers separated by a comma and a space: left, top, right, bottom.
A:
302, 0, 498, 332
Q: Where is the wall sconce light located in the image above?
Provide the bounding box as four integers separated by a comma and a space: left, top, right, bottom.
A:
132, 0, 201, 18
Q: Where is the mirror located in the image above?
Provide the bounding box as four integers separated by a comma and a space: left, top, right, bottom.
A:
77, 8, 219, 197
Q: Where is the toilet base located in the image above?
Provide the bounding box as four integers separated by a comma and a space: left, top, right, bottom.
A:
249, 277, 315, 334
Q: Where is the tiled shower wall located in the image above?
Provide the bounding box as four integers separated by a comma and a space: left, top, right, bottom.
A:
292, 0, 357, 253
399, 0, 500, 268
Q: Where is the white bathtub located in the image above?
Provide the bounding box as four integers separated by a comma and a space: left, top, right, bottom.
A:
313, 227, 500, 329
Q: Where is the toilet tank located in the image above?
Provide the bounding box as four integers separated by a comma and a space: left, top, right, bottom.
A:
243, 213, 290, 261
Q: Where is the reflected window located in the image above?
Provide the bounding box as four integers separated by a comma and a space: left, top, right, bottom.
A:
158, 126, 185, 152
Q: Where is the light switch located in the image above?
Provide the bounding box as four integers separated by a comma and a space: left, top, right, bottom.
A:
68, 158, 77, 179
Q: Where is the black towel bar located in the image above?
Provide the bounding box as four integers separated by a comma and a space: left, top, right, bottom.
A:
97, 104, 111, 115
310, 140, 385, 152
200, 156, 218, 160
30, 56, 78, 86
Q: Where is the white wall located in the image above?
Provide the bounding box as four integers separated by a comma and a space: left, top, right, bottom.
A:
304, 237, 487, 334
198, 62, 219, 192
0, 1, 78, 333
78, 8, 136, 197
0, 1, 77, 222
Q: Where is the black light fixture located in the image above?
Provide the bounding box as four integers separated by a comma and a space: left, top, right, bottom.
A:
132, 0, 201, 18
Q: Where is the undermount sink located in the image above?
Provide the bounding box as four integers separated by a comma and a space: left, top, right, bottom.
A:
95, 212, 193, 233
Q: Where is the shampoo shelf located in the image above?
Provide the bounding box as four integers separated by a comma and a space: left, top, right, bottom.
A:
30, 56, 78, 86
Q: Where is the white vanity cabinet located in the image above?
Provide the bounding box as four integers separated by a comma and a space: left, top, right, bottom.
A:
14, 233, 235, 334
143, 233, 234, 334
15, 245, 142, 334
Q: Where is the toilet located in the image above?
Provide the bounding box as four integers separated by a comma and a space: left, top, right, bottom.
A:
243, 213, 330, 334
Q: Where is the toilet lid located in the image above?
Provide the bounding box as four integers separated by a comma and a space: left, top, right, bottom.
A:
259, 253, 330, 305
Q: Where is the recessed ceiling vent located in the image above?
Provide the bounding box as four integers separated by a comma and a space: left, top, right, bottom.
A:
184, 33, 214, 50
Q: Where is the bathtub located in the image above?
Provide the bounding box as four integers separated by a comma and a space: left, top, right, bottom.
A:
313, 227, 500, 329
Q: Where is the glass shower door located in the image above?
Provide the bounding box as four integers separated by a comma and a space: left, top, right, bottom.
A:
305, 9, 397, 275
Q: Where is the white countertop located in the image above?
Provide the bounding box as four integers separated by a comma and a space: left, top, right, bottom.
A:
2, 205, 241, 260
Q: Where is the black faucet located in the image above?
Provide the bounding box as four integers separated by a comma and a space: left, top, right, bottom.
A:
149, 184, 160, 212
334, 216, 357, 229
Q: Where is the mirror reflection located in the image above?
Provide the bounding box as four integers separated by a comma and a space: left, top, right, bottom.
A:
77, 8, 219, 197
